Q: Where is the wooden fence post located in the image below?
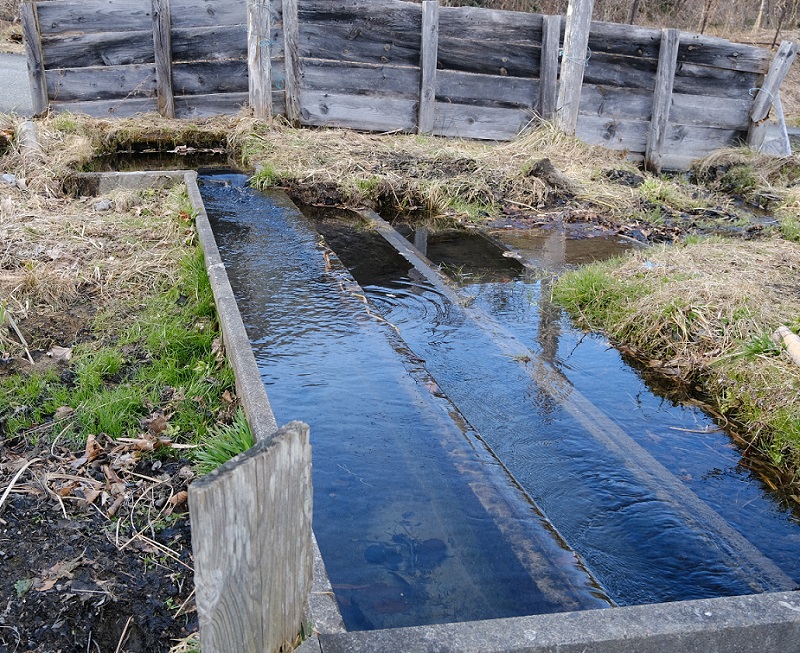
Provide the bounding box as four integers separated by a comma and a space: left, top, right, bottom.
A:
248, 0, 273, 121
538, 15, 561, 121
645, 29, 680, 173
554, 0, 594, 135
20, 2, 48, 116
191, 421, 313, 653
152, 0, 175, 118
282, 0, 302, 125
418, 0, 440, 134
746, 40, 798, 150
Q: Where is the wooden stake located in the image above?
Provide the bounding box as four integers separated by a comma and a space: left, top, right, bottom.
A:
418, 0, 440, 134
555, 0, 594, 135
20, 2, 48, 116
539, 15, 561, 122
283, 0, 302, 126
747, 40, 798, 149
248, 0, 272, 121
152, 0, 175, 119
645, 29, 680, 173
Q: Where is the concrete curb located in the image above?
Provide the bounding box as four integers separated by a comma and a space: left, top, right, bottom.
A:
320, 591, 800, 653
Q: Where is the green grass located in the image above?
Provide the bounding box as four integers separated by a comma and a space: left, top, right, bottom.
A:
0, 191, 236, 452
194, 409, 254, 475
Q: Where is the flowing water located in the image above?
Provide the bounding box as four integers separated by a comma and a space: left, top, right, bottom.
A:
200, 174, 800, 630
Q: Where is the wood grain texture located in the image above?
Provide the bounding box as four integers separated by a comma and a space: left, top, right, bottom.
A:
248, 0, 272, 120
152, 0, 175, 117
418, 0, 439, 134
282, 0, 302, 125
301, 58, 419, 98
539, 15, 561, 120
438, 4, 543, 43
433, 103, 533, 140
555, 0, 594, 134
300, 90, 417, 132
575, 114, 649, 152
175, 92, 252, 117
45, 64, 156, 102
51, 97, 158, 117
21, 3, 49, 114
437, 69, 537, 109
190, 421, 312, 653
645, 28, 680, 173
35, 0, 151, 36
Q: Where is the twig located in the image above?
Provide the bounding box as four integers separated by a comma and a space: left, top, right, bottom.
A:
4, 312, 34, 365
114, 617, 133, 653
0, 458, 40, 513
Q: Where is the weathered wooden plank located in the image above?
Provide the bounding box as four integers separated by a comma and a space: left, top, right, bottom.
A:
539, 14, 561, 120
172, 26, 247, 62
248, 0, 272, 120
300, 90, 417, 132
42, 31, 156, 68
670, 93, 751, 130
437, 36, 541, 78
582, 51, 657, 90
674, 62, 759, 98
301, 59, 419, 98
45, 64, 156, 102
20, 3, 49, 115
282, 0, 302, 125
646, 28, 680, 173
438, 4, 543, 43
747, 40, 799, 146
583, 20, 770, 73
666, 124, 742, 157
299, 17, 421, 67
191, 422, 312, 653
51, 97, 158, 117
579, 84, 651, 120
152, 0, 175, 118
556, 0, 595, 134
169, 0, 246, 29
575, 114, 649, 152
418, 0, 439, 134
173, 60, 249, 94
437, 69, 537, 109
175, 92, 251, 117
433, 103, 532, 140
35, 0, 151, 36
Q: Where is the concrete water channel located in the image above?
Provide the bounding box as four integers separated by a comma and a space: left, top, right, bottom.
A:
195, 172, 800, 640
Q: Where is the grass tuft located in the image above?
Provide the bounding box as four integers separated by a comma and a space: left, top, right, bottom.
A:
194, 409, 255, 475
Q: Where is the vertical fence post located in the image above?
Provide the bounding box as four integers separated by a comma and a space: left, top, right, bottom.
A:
645, 28, 680, 173
554, 0, 593, 135
538, 15, 561, 122
282, 0, 302, 126
746, 40, 798, 150
418, 0, 440, 135
248, 0, 273, 121
152, 0, 175, 118
20, 2, 48, 115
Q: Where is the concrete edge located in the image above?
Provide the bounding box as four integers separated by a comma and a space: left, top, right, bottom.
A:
319, 591, 800, 653
184, 170, 280, 442
70, 170, 191, 196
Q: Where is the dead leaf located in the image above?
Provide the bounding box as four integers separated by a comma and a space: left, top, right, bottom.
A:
169, 491, 188, 508
142, 412, 169, 435
34, 555, 84, 592
221, 390, 234, 405
47, 346, 72, 362
54, 406, 74, 420
70, 434, 104, 470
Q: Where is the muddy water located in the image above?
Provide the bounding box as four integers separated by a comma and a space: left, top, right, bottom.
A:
199, 175, 608, 631
308, 210, 800, 606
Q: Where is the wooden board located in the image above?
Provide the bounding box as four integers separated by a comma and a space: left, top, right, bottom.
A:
36, 0, 151, 36
174, 92, 250, 117
576, 114, 649, 153
299, 89, 417, 132
437, 36, 542, 79
437, 69, 537, 109
171, 26, 247, 62
45, 64, 157, 102
665, 124, 742, 157
173, 60, 249, 95
579, 84, 652, 121
42, 30, 156, 68
299, 22, 420, 67
169, 0, 246, 29
301, 59, 419, 98
191, 421, 313, 653
670, 93, 751, 130
433, 103, 533, 140
438, 5, 544, 43
51, 97, 159, 117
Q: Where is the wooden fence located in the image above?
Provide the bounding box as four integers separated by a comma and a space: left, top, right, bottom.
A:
21, 0, 798, 170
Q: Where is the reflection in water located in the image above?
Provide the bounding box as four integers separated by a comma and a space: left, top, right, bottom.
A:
308, 209, 800, 605
201, 175, 608, 631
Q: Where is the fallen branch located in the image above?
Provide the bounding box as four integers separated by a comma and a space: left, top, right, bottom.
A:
0, 458, 40, 513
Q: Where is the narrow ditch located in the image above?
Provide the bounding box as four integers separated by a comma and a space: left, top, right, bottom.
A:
199, 173, 800, 631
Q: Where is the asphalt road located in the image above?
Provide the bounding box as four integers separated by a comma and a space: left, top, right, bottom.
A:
0, 53, 32, 115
